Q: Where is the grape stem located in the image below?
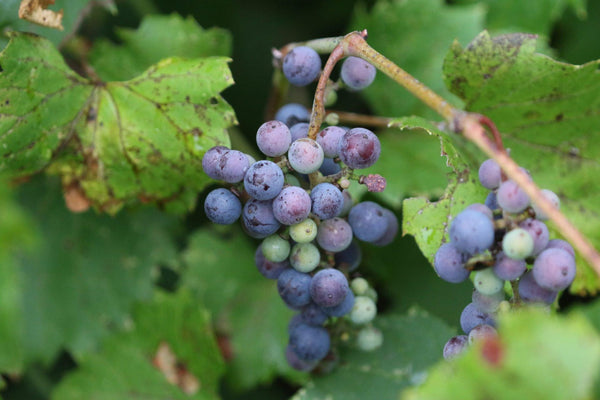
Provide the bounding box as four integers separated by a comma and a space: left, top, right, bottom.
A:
297, 30, 600, 276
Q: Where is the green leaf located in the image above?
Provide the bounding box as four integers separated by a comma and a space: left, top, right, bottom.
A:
399, 116, 487, 263
402, 309, 600, 400
0, 32, 235, 213
349, 0, 485, 120
293, 310, 455, 400
181, 227, 305, 390
0, 177, 179, 370
443, 31, 600, 294
89, 14, 232, 82
51, 290, 224, 400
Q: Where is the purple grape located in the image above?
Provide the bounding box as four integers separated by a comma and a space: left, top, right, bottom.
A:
339, 190, 353, 217
255, 246, 289, 279
532, 189, 560, 220
288, 323, 330, 361
497, 179, 530, 213
338, 128, 381, 169
372, 208, 398, 246
465, 203, 493, 220
449, 209, 495, 255
272, 186, 312, 225
217, 150, 250, 183
310, 268, 350, 308
242, 199, 281, 239
478, 159, 501, 190
460, 302, 495, 334
203, 188, 242, 225
316, 217, 353, 253
532, 248, 576, 291
275, 103, 310, 127
202, 146, 229, 180
256, 120, 292, 157
319, 157, 342, 176
519, 218, 549, 256
472, 289, 504, 313
277, 268, 312, 309
243, 160, 284, 200
285, 344, 318, 371
468, 324, 498, 344
334, 240, 362, 271
310, 182, 344, 220
288, 138, 324, 174
546, 239, 575, 258
348, 201, 387, 243
283, 46, 322, 87
518, 270, 557, 304
340, 56, 376, 90
443, 335, 469, 360
433, 243, 469, 283
317, 126, 346, 158
290, 122, 309, 142
492, 251, 527, 281
485, 192, 499, 211
288, 314, 304, 334
300, 302, 329, 326
322, 290, 355, 317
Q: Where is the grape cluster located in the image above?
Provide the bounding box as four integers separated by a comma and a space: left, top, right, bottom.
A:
202, 48, 392, 371
434, 158, 576, 359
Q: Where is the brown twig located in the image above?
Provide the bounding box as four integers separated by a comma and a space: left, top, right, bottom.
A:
325, 110, 392, 129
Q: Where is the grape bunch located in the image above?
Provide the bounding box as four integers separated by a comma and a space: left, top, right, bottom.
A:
202, 50, 392, 371
434, 158, 576, 359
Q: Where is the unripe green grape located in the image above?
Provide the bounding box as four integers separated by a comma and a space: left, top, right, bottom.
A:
289, 242, 320, 273
502, 228, 534, 260
364, 287, 378, 303
351, 277, 369, 295
285, 173, 301, 187
289, 218, 318, 243
356, 326, 383, 351
350, 296, 377, 324
261, 235, 290, 262
473, 268, 504, 296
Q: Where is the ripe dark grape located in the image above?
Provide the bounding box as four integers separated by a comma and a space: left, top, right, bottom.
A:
310, 268, 350, 308
242, 199, 281, 239
532, 248, 576, 291
340, 56, 376, 90
202, 146, 229, 180
546, 239, 575, 258
277, 268, 313, 309
347, 201, 387, 243
290, 122, 310, 142
288, 323, 331, 361
316, 126, 346, 158
217, 149, 250, 183
300, 302, 329, 326
283, 46, 322, 87
492, 251, 527, 281
519, 218, 549, 256
472, 289, 504, 313
449, 209, 494, 255
275, 103, 310, 127
468, 324, 498, 344
322, 290, 355, 317
256, 120, 292, 157
288, 138, 324, 174
255, 246, 289, 279
497, 179, 530, 213
478, 159, 501, 190
485, 192, 499, 211
244, 160, 285, 200
316, 217, 353, 253
443, 335, 469, 360
532, 189, 560, 220
334, 240, 362, 271
285, 344, 318, 371
310, 182, 344, 220
433, 243, 469, 283
319, 157, 341, 176
338, 128, 381, 169
460, 302, 495, 334
272, 186, 312, 225
372, 208, 398, 246
465, 203, 493, 220
518, 270, 557, 304
203, 188, 242, 225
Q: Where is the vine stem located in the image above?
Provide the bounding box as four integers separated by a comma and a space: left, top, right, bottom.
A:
302, 30, 600, 276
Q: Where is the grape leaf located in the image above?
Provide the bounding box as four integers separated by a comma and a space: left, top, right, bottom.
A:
349, 0, 485, 120
181, 227, 306, 390
399, 116, 487, 263
443, 31, 600, 294
0, 32, 235, 213
89, 14, 232, 82
51, 290, 224, 400
402, 309, 600, 400
293, 309, 455, 400
0, 177, 179, 370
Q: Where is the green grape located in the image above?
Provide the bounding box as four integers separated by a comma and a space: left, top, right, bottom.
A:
285, 173, 301, 187
350, 296, 377, 325
289, 242, 320, 273
502, 228, 534, 260
261, 235, 290, 262
364, 287, 378, 303
350, 277, 369, 295
473, 268, 504, 296
356, 326, 383, 351
289, 218, 318, 243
